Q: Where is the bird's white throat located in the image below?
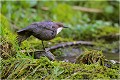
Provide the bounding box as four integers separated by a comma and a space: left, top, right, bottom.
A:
57, 27, 63, 34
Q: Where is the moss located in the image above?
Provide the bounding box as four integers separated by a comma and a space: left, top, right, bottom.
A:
1, 56, 119, 79
0, 14, 19, 59
75, 49, 105, 65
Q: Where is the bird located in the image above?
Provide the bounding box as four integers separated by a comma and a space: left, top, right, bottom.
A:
17, 21, 68, 50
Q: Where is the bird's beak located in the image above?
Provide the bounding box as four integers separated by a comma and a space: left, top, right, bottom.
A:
63, 26, 68, 28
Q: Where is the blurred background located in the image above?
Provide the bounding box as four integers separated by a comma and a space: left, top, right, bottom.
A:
1, 0, 119, 62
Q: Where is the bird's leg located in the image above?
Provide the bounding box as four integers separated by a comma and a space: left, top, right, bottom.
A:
41, 41, 45, 50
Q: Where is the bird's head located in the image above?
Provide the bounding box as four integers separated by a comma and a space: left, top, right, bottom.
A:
55, 22, 68, 34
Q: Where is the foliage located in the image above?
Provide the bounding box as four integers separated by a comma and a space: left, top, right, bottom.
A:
1, 1, 119, 28
59, 20, 119, 40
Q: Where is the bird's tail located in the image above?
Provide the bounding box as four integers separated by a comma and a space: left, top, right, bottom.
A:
17, 29, 31, 46
17, 35, 30, 46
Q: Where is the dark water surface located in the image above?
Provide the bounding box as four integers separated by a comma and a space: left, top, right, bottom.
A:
103, 53, 119, 61
56, 48, 119, 63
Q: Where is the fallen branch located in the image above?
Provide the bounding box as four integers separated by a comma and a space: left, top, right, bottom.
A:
41, 6, 103, 13
20, 41, 94, 53
46, 41, 94, 51
72, 6, 103, 13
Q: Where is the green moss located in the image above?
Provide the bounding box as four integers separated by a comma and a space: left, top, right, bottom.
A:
1, 57, 119, 79
75, 49, 105, 65
0, 14, 19, 59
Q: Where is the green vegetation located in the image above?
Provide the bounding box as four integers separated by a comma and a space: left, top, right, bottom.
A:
0, 1, 119, 79
1, 56, 119, 79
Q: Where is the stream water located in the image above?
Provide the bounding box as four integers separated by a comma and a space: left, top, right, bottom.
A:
56, 48, 119, 63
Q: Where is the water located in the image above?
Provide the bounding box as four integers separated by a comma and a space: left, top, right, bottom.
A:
56, 48, 119, 63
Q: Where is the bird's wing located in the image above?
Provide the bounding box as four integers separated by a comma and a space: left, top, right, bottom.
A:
32, 22, 54, 31
17, 28, 28, 35
17, 23, 38, 35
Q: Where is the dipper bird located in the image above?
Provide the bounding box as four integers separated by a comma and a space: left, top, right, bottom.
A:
17, 21, 67, 50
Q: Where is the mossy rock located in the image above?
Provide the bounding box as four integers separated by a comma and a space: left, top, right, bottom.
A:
75, 49, 105, 65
